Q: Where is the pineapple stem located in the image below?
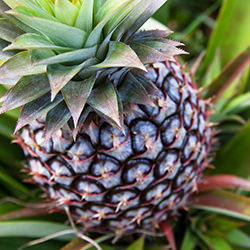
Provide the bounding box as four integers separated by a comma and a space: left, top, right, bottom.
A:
64, 206, 103, 250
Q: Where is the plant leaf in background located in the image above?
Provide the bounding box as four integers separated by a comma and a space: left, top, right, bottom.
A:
226, 229, 250, 248
0, 221, 73, 240
200, 0, 250, 80
213, 120, 250, 178
189, 190, 250, 222
126, 236, 144, 250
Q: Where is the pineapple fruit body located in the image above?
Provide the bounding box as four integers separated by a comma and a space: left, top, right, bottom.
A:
17, 60, 211, 234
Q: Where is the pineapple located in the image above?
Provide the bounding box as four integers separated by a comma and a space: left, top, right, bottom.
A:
0, 0, 212, 236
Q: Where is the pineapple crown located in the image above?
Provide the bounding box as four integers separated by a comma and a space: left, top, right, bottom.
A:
0, 0, 185, 138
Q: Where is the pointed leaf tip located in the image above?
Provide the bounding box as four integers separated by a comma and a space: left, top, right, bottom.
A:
160, 221, 177, 250
88, 80, 122, 129
0, 74, 50, 113
48, 62, 86, 101
62, 76, 96, 127
95, 41, 147, 72
45, 102, 71, 140
15, 92, 64, 133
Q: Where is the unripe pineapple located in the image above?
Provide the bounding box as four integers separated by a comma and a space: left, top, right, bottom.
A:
0, 0, 212, 236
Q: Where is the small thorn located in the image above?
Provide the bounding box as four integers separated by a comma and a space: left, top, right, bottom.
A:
81, 193, 87, 201
191, 51, 205, 77
181, 205, 189, 211
207, 110, 215, 116
205, 97, 215, 106
197, 86, 206, 95
208, 122, 218, 127
211, 130, 220, 137
49, 174, 56, 183
136, 217, 142, 225
206, 164, 215, 169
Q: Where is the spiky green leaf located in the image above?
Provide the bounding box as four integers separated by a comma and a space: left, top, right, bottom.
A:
45, 101, 71, 139
132, 29, 173, 41
88, 80, 121, 128
141, 40, 186, 56
75, 0, 93, 32
4, 33, 73, 51
0, 74, 50, 113
104, 0, 139, 36
95, 41, 146, 71
0, 51, 46, 80
113, 0, 167, 40
22, 0, 57, 21
47, 62, 86, 101
95, 0, 130, 23
54, 0, 78, 26
0, 18, 23, 42
36, 46, 97, 65
85, 1, 129, 47
130, 41, 176, 64
119, 72, 154, 105
1, 0, 28, 9
62, 76, 96, 127
15, 92, 63, 132
8, 9, 87, 48
73, 106, 91, 139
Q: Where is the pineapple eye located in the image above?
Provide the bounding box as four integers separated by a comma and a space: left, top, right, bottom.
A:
164, 76, 182, 104
131, 120, 158, 154
161, 114, 182, 146
183, 133, 200, 164
75, 178, 105, 200
155, 150, 180, 179
183, 99, 196, 129
143, 182, 171, 204
90, 154, 120, 178
100, 123, 128, 150
67, 135, 95, 160
106, 189, 139, 210
123, 159, 152, 185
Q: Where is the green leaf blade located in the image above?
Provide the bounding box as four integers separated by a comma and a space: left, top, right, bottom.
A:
8, 10, 87, 48
15, 92, 63, 132
189, 190, 250, 222
47, 62, 85, 101
95, 41, 146, 71
0, 74, 50, 113
45, 101, 71, 140
62, 76, 96, 127
88, 80, 122, 129
0, 51, 46, 80
4, 33, 73, 51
